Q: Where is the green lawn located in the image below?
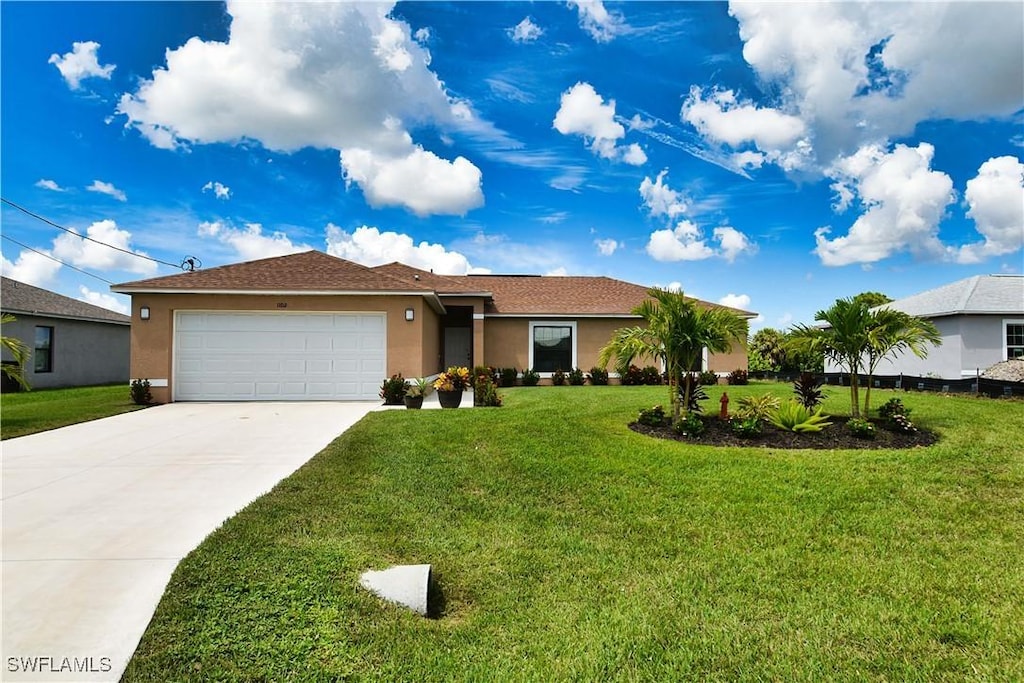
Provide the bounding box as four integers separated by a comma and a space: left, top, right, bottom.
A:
124, 384, 1024, 681
0, 384, 144, 439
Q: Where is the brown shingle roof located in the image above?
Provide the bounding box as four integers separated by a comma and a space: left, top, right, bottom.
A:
1, 277, 131, 324
113, 250, 433, 293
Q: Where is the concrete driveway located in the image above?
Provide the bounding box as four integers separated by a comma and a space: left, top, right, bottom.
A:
1, 401, 377, 682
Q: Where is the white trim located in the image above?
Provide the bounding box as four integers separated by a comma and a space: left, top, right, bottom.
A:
131, 378, 168, 387
487, 313, 642, 319
472, 313, 485, 320
1004, 318, 1024, 360
701, 347, 709, 372
528, 320, 577, 375
112, 288, 431, 296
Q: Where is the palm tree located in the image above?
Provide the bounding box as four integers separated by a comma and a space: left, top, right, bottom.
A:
862, 308, 940, 414
1, 314, 31, 391
598, 288, 748, 422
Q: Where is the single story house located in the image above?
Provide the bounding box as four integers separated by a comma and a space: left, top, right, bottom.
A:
1, 276, 131, 390
111, 250, 755, 403
825, 274, 1023, 380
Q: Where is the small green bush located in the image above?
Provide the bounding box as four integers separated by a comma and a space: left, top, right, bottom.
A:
522, 368, 541, 386
770, 400, 833, 433
551, 369, 567, 386
379, 374, 407, 405
130, 378, 152, 405
735, 393, 781, 421
726, 369, 748, 385
587, 367, 609, 385
640, 366, 662, 385
473, 369, 503, 407
879, 397, 911, 420
730, 416, 763, 438
678, 374, 709, 413
621, 365, 644, 386
697, 370, 719, 386
637, 405, 666, 427
847, 417, 876, 439
568, 367, 586, 386
888, 413, 917, 434
673, 411, 705, 438
498, 367, 519, 387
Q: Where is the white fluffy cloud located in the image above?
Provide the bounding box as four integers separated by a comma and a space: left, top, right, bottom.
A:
1, 250, 62, 287
718, 293, 751, 311
647, 220, 755, 263
48, 41, 115, 90
202, 181, 231, 200
594, 238, 620, 256
554, 82, 645, 165
814, 143, 954, 266
198, 221, 310, 261
639, 171, 688, 219
117, 2, 485, 217
509, 17, 543, 43
340, 146, 483, 216
952, 156, 1024, 264
325, 224, 480, 275
569, 0, 626, 43
87, 180, 127, 202
35, 179, 65, 192
714, 226, 756, 263
78, 286, 130, 315
52, 220, 157, 275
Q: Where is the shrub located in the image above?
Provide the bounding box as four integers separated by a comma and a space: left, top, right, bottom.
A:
637, 405, 666, 427
551, 369, 567, 386
473, 368, 503, 407
879, 397, 911, 420
847, 417, 876, 439
770, 400, 833, 433
640, 366, 662, 385
379, 374, 407, 405
522, 368, 541, 386
587, 367, 609, 385
793, 372, 827, 409
735, 393, 781, 421
889, 413, 917, 434
697, 370, 719, 386
621, 365, 644, 386
678, 374, 709, 413
730, 416, 763, 438
130, 378, 152, 405
726, 369, 749, 385
673, 411, 705, 437
568, 367, 586, 386
498, 367, 519, 387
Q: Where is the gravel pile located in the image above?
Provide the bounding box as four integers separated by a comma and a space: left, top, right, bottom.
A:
981, 359, 1024, 382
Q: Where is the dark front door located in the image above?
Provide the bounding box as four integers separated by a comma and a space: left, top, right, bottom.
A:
443, 327, 472, 369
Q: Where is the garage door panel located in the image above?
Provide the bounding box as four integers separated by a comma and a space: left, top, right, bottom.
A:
175, 312, 386, 401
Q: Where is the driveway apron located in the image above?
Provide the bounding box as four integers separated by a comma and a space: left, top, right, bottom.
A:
1, 401, 376, 682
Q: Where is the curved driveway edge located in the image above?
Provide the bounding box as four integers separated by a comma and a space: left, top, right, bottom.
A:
1, 401, 377, 682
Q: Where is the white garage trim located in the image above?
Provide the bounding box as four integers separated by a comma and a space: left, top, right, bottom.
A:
173, 311, 386, 401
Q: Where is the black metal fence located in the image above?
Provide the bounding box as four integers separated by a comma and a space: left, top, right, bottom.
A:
748, 371, 1023, 399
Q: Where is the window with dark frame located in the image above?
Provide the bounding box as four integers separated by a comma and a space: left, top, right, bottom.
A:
532, 325, 572, 372
34, 326, 53, 373
1007, 323, 1024, 360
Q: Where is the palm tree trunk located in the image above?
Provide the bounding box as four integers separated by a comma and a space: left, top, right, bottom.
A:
849, 372, 860, 418
863, 376, 873, 416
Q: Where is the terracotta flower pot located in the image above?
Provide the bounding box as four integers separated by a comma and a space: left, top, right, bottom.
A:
437, 389, 463, 409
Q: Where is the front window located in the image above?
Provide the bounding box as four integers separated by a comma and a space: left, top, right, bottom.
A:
531, 323, 575, 373
34, 326, 53, 373
1007, 322, 1024, 360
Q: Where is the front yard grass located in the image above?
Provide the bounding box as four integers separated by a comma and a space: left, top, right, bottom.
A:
124, 384, 1024, 681
0, 384, 144, 439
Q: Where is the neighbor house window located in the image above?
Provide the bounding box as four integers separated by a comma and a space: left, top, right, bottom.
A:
530, 322, 576, 373
34, 326, 53, 373
1006, 321, 1024, 360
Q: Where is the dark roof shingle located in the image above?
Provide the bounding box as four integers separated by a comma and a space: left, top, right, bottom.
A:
1, 277, 130, 324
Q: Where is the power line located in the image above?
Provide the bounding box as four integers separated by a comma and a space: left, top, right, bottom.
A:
1, 233, 114, 285
1, 196, 189, 271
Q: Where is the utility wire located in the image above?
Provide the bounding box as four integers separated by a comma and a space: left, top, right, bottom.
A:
1, 197, 187, 270
1, 233, 114, 285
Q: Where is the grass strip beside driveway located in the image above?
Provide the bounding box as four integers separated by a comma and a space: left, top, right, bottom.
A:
1, 384, 144, 439
124, 385, 1024, 681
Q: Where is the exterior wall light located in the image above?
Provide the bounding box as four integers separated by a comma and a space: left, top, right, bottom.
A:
405, 307, 415, 322
140, 306, 151, 321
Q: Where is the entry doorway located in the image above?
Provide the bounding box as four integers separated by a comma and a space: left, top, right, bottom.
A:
441, 306, 473, 369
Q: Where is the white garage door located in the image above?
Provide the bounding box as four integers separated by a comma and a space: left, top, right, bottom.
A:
174, 312, 386, 401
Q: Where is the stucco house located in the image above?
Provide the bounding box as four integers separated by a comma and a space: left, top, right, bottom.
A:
1, 276, 131, 390
825, 274, 1024, 380
111, 250, 754, 403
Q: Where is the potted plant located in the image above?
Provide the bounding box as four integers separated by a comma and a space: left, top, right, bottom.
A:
379, 374, 407, 406
404, 378, 431, 409
433, 366, 471, 408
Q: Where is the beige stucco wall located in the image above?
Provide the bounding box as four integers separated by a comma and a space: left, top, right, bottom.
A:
128, 293, 431, 402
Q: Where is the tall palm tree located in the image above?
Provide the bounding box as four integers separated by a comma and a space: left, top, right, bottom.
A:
863, 308, 941, 414
598, 288, 748, 422
1, 314, 31, 391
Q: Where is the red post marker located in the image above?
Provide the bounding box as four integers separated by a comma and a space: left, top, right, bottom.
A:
719, 392, 729, 420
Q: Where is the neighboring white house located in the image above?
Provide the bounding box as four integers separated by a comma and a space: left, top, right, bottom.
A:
826, 275, 1024, 380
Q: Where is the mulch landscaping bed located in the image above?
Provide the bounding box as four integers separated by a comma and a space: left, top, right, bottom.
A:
630, 415, 938, 450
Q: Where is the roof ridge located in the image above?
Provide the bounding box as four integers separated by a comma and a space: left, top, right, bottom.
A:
955, 275, 982, 312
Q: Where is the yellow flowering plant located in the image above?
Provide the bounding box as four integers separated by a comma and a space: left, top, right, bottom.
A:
433, 366, 471, 392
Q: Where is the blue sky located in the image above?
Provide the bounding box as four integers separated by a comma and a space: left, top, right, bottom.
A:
2, 1, 1022, 328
